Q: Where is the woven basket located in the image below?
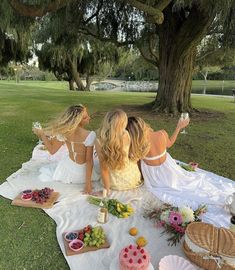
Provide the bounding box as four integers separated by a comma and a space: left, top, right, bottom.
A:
183, 222, 235, 270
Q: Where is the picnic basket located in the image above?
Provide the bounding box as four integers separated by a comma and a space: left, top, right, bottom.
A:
183, 222, 235, 270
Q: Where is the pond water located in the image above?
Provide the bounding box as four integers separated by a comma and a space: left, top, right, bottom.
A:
91, 81, 234, 96
91, 82, 117, 90
92, 81, 158, 92
191, 88, 233, 96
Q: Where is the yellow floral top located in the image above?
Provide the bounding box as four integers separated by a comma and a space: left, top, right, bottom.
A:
109, 159, 142, 190
109, 132, 143, 190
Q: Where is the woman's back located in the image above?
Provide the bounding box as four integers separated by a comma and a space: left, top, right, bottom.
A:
96, 110, 142, 192
143, 130, 167, 166
64, 128, 96, 164
109, 131, 142, 190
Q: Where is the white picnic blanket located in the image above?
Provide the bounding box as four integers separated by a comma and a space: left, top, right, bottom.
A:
0, 146, 234, 270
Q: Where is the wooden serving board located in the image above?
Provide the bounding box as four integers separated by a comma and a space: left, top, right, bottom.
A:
11, 192, 59, 209
63, 229, 110, 256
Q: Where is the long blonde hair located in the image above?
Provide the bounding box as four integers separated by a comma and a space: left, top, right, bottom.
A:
44, 105, 86, 137
98, 109, 128, 170
126, 116, 151, 161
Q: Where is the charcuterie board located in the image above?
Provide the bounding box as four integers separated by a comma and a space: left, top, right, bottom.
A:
12, 188, 59, 209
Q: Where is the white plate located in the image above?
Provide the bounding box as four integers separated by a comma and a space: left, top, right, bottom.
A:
159, 255, 197, 270
110, 255, 154, 270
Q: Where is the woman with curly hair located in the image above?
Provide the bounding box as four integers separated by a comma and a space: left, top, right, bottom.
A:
95, 109, 144, 193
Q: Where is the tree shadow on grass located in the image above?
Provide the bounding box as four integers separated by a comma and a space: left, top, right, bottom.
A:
90, 103, 225, 122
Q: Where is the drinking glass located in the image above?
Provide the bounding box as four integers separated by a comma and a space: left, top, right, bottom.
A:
32, 121, 42, 129
180, 112, 189, 134
32, 121, 43, 144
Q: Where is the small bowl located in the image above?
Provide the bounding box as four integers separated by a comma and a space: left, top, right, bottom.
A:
189, 162, 199, 170
21, 193, 32, 201
69, 239, 84, 252
64, 232, 78, 242
22, 189, 32, 195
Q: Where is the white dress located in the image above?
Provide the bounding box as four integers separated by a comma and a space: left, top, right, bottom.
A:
39, 131, 100, 184
141, 152, 235, 209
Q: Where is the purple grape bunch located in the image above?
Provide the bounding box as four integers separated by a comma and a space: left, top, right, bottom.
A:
31, 187, 54, 204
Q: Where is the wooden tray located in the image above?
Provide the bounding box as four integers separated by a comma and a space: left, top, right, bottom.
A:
63, 228, 110, 256
11, 192, 59, 209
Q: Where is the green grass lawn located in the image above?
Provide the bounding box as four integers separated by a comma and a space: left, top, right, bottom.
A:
0, 80, 234, 270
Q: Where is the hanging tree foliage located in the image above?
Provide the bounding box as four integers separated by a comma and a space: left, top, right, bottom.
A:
0, 0, 34, 66
34, 8, 119, 90
8, 0, 235, 113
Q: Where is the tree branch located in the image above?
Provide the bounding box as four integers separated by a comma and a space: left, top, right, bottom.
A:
125, 0, 164, 24
78, 27, 131, 47
136, 42, 159, 67
84, 0, 103, 24
9, 0, 68, 17
148, 35, 159, 65
175, 4, 216, 56
196, 50, 216, 62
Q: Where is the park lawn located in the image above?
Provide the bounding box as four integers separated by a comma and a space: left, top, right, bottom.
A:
0, 80, 234, 270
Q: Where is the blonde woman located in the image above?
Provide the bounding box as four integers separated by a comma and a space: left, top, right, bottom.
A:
126, 116, 234, 208
32, 105, 98, 193
95, 110, 142, 193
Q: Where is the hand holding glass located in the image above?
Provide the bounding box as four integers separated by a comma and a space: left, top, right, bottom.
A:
180, 113, 189, 134
32, 121, 42, 129
32, 121, 43, 144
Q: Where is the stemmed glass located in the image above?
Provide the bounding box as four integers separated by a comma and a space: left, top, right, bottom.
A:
32, 121, 43, 144
180, 113, 189, 134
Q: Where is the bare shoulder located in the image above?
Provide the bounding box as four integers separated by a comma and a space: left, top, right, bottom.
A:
160, 129, 169, 138
78, 128, 91, 140
83, 129, 91, 137
151, 129, 168, 139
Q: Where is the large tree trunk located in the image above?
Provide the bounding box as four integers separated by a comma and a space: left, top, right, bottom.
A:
153, 4, 215, 114
85, 73, 92, 91
200, 71, 208, 94
68, 56, 85, 91
154, 47, 196, 114
69, 79, 75, 91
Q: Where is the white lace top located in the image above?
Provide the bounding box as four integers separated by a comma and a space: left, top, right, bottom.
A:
56, 131, 96, 162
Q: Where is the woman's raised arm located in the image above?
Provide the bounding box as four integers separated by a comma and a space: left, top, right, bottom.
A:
32, 128, 64, 154
163, 118, 189, 148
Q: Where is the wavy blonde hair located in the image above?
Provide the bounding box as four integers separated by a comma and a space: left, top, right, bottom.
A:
126, 116, 151, 161
98, 109, 128, 170
44, 105, 86, 137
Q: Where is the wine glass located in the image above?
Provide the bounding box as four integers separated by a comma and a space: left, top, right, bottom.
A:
180, 112, 189, 134
32, 121, 43, 144
32, 121, 42, 129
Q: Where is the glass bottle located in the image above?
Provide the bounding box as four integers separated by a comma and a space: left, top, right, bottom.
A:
97, 189, 108, 224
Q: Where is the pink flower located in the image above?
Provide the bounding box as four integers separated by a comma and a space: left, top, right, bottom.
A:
169, 211, 183, 225
155, 221, 165, 228
172, 224, 186, 234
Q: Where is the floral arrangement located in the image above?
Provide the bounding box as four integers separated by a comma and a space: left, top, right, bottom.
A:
144, 203, 207, 246
88, 196, 134, 218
